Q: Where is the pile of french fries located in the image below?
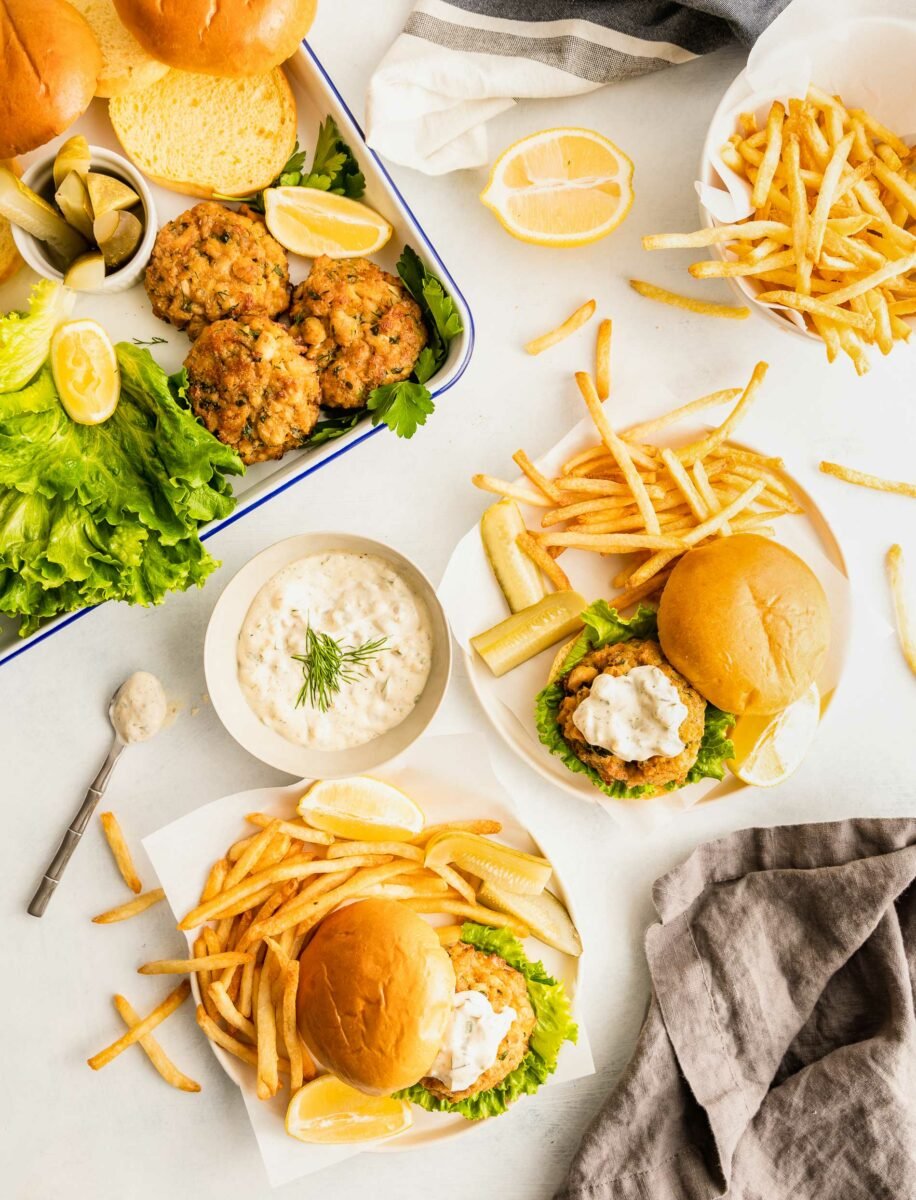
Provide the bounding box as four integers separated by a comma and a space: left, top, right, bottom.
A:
644, 88, 916, 373
88, 808, 533, 1105
475, 340, 802, 609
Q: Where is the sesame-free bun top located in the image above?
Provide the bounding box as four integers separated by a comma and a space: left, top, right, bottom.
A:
113, 0, 316, 76
297, 899, 456, 1096
0, 0, 102, 157
657, 534, 830, 716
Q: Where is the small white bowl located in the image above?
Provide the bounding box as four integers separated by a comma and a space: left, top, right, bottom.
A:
12, 145, 157, 293
205, 533, 453, 778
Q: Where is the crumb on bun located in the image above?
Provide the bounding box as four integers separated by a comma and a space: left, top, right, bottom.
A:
296, 898, 456, 1096
113, 0, 316, 77
0, 0, 102, 157
657, 534, 830, 715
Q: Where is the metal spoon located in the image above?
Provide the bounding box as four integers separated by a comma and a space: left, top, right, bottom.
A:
28, 672, 167, 918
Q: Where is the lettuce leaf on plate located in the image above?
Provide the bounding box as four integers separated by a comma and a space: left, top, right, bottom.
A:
396, 922, 577, 1121
0, 280, 71, 394
0, 344, 244, 634
534, 600, 734, 799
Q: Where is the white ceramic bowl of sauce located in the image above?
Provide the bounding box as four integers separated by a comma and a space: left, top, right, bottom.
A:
204, 533, 452, 778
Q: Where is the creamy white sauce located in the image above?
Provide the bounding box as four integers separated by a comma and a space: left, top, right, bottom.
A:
572, 664, 688, 761
428, 990, 516, 1093
110, 671, 168, 743
237, 551, 433, 751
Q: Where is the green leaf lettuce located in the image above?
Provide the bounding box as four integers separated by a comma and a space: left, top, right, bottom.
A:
396, 922, 577, 1120
0, 280, 72, 394
534, 600, 734, 799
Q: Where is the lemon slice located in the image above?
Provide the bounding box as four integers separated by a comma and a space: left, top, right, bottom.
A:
728, 683, 821, 788
425, 831, 552, 895
480, 127, 634, 248
298, 777, 424, 842
50, 319, 120, 425
263, 187, 392, 258
286, 1076, 412, 1144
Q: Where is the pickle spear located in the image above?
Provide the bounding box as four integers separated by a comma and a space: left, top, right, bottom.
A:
470, 589, 585, 677
478, 881, 582, 956
425, 832, 552, 895
480, 499, 544, 613
0, 167, 87, 265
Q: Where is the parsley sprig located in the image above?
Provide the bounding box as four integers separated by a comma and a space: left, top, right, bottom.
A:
367, 247, 464, 438
292, 623, 388, 712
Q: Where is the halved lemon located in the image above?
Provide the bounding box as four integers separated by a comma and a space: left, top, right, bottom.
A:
50, 319, 120, 425
263, 187, 392, 258
480, 127, 634, 248
728, 683, 821, 788
298, 777, 424, 842
286, 1076, 412, 1144
425, 831, 552, 895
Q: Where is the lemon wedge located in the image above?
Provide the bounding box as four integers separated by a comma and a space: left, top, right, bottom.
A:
480, 127, 634, 248
263, 187, 392, 258
286, 1076, 412, 1144
425, 831, 552, 895
50, 319, 120, 425
728, 683, 821, 788
298, 777, 424, 842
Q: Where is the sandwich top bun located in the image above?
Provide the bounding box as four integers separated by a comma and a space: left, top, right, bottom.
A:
657, 534, 830, 716
0, 0, 102, 157
297, 899, 456, 1096
66, 0, 169, 98
113, 0, 316, 77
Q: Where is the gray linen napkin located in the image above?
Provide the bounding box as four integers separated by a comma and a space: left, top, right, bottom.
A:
558, 819, 916, 1200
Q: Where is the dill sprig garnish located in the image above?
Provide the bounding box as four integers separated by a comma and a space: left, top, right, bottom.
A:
292, 623, 388, 712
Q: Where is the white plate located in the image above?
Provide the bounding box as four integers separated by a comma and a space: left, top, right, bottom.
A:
439, 416, 853, 832
0, 41, 474, 669
142, 733, 594, 1187
204, 532, 452, 777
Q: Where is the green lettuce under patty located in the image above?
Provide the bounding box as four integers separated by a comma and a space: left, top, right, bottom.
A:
396, 923, 577, 1120
534, 600, 734, 800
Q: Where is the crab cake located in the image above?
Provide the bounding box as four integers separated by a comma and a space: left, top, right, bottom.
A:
421, 941, 536, 1104
288, 255, 427, 409
145, 202, 290, 340
557, 638, 707, 793
184, 316, 319, 465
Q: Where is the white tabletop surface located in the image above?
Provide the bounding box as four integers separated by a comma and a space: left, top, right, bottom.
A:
4, 4, 916, 1198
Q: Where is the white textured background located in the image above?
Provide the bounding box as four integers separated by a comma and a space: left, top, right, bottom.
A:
3, 3, 916, 1198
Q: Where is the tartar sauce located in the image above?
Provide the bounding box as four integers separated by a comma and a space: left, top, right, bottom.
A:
572, 665, 688, 761
110, 671, 168, 743
428, 990, 516, 1094
237, 551, 433, 751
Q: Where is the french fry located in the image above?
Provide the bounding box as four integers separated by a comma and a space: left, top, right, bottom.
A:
887, 545, 916, 676
753, 101, 785, 208
200, 858, 229, 904
207, 981, 256, 1039
517, 530, 571, 590
819, 461, 916, 498
472, 473, 552, 508
660, 448, 708, 521
525, 299, 596, 355
807, 132, 854, 263
92, 888, 165, 925
595, 318, 612, 400
88, 981, 190, 1071
99, 812, 143, 894
195, 1005, 291, 1074
139, 952, 253, 975
537, 531, 685, 552
576, 371, 660, 535
223, 820, 282, 890
325, 840, 423, 862
253, 861, 409, 941
675, 362, 768, 466
428, 862, 477, 904
244, 814, 334, 845
256, 959, 280, 1099
512, 449, 563, 503
113, 995, 201, 1093
755, 290, 876, 333
610, 567, 676, 611
642, 221, 789, 251
628, 279, 750, 320
688, 248, 796, 278
282, 961, 303, 1092
412, 820, 502, 845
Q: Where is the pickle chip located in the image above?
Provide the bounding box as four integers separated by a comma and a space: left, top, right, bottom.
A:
86, 172, 140, 218
94, 209, 142, 268
52, 136, 92, 190
55, 172, 95, 241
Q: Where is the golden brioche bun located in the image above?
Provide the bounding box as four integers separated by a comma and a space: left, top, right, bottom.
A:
113, 0, 316, 77
297, 899, 456, 1096
0, 0, 102, 157
657, 534, 830, 716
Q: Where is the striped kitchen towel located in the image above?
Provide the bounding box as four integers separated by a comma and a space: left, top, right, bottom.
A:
366, 0, 790, 173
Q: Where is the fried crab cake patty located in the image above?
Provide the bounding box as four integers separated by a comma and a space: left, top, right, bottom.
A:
421, 941, 536, 1104
288, 255, 427, 409
557, 638, 707, 792
184, 316, 319, 466
145, 202, 290, 340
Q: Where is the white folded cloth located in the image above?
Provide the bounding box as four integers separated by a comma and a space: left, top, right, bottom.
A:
366, 0, 788, 174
